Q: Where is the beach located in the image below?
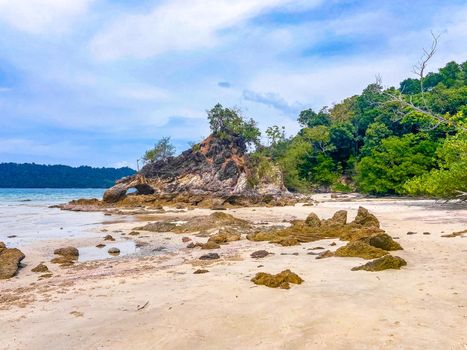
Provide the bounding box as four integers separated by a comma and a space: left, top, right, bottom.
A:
1, 194, 466, 350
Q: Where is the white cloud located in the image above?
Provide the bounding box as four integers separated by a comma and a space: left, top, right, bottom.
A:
0, 0, 94, 34
90, 0, 322, 60
117, 85, 169, 101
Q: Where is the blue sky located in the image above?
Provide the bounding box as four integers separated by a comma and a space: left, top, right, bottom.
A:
0, 0, 466, 168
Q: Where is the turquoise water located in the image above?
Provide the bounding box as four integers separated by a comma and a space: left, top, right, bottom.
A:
0, 188, 108, 248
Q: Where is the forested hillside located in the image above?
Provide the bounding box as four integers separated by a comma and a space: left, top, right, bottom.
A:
260, 60, 466, 198
0, 163, 136, 188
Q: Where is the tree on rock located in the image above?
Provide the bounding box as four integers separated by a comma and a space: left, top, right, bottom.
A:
207, 104, 261, 148
143, 137, 176, 164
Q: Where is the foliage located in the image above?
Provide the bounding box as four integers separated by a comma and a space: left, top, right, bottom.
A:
207, 104, 261, 147
0, 163, 135, 188
403, 132, 467, 198
355, 134, 438, 194
143, 137, 175, 164
266, 60, 466, 197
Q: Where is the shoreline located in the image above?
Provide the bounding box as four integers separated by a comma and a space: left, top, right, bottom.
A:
1, 195, 466, 349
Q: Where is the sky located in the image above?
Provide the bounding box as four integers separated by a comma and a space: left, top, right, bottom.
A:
0, 0, 466, 169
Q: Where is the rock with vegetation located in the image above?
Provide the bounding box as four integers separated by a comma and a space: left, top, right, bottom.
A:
0, 243, 25, 279
351, 255, 407, 271
362, 233, 402, 251
251, 269, 303, 289
334, 241, 388, 259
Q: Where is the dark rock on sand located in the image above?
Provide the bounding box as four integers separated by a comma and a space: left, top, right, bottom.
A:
96, 243, 106, 248
251, 269, 303, 289
199, 253, 220, 260
406, 231, 417, 235
351, 255, 407, 271
193, 269, 209, 274
182, 237, 192, 243
0, 243, 25, 279
364, 233, 402, 251
250, 250, 271, 259
104, 234, 116, 241
108, 247, 120, 255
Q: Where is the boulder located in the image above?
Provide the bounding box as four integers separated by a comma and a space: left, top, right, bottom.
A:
251, 269, 303, 289
250, 250, 271, 259
335, 241, 388, 260
364, 233, 402, 251
328, 210, 347, 225
352, 207, 380, 228
108, 247, 120, 255
305, 213, 321, 227
103, 184, 128, 203
54, 246, 79, 257
0, 246, 25, 279
351, 255, 407, 271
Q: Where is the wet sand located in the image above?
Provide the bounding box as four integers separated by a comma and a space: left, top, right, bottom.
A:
1, 195, 466, 350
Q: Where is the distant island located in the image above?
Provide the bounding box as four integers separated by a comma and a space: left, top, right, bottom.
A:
0, 163, 136, 188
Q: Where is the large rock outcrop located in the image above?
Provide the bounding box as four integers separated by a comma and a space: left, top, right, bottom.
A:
102, 135, 293, 206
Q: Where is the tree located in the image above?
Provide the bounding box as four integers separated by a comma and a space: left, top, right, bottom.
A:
356, 134, 438, 194
207, 104, 261, 147
265, 125, 286, 146
142, 137, 175, 164
403, 131, 467, 199
298, 107, 331, 128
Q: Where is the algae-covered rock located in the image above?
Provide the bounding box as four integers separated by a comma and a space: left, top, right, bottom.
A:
0, 246, 25, 279
327, 210, 347, 225
135, 222, 177, 232
208, 228, 241, 244
31, 263, 49, 273
271, 236, 300, 246
315, 250, 334, 259
54, 246, 79, 257
335, 241, 388, 259
305, 213, 321, 227
352, 207, 380, 228
364, 233, 402, 251
51, 256, 76, 266
351, 255, 407, 271
251, 269, 303, 289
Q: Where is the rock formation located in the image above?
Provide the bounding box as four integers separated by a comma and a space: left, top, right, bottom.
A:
0, 242, 25, 279
101, 134, 294, 207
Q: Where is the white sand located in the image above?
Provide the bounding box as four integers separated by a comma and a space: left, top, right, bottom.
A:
1, 196, 466, 350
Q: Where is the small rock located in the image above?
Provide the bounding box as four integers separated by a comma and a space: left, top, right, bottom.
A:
250, 250, 271, 259
96, 243, 106, 248
128, 231, 140, 236
31, 263, 49, 273
406, 231, 417, 235
54, 246, 79, 257
423, 232, 431, 235
199, 253, 220, 260
186, 242, 196, 248
182, 237, 192, 243
152, 246, 166, 252
315, 250, 334, 259
193, 269, 209, 274
104, 234, 115, 241
108, 247, 120, 255
309, 246, 324, 250
330, 242, 337, 246
7, 235, 17, 238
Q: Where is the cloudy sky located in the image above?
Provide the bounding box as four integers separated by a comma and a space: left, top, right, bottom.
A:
0, 0, 466, 168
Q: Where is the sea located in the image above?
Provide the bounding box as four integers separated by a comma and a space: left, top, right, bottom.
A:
0, 188, 107, 249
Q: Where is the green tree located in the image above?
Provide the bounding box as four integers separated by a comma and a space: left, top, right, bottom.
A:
143, 137, 176, 164
298, 107, 331, 128
207, 104, 261, 147
356, 134, 438, 194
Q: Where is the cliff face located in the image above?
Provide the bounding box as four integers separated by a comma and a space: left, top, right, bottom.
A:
103, 134, 291, 206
